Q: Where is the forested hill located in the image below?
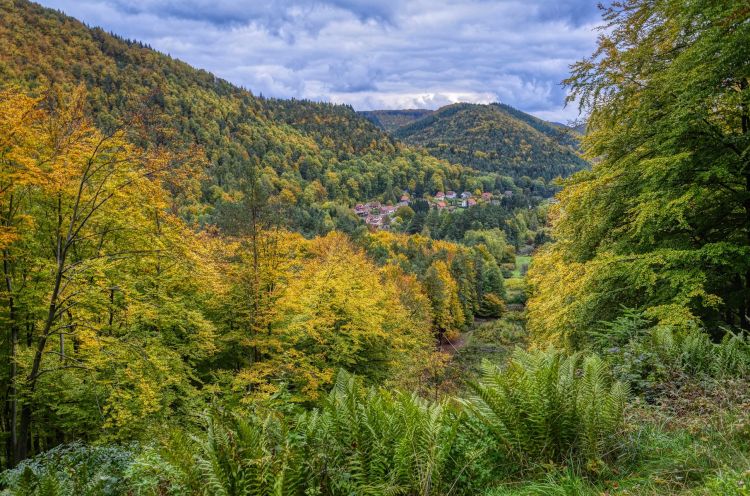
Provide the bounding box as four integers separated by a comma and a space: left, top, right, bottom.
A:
0, 0, 475, 234
360, 109, 434, 132
389, 102, 588, 182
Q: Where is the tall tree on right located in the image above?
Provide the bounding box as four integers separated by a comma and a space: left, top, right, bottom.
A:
528, 0, 750, 347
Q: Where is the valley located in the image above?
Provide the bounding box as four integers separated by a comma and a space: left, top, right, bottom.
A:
0, 0, 749, 495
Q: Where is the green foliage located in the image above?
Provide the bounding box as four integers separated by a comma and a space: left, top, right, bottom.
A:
601, 322, 750, 394
393, 103, 586, 183
529, 0, 750, 342
703, 469, 750, 496
193, 414, 304, 496
307, 370, 460, 495
124, 447, 188, 496
465, 348, 628, 470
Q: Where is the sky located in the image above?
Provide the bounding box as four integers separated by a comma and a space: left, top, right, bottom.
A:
36, 0, 605, 123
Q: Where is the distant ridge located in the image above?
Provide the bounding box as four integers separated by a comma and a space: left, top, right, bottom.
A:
368, 102, 588, 182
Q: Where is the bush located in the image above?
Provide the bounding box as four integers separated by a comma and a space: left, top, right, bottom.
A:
0, 443, 134, 496
601, 321, 750, 394
160, 371, 462, 495
192, 413, 305, 496
464, 348, 628, 471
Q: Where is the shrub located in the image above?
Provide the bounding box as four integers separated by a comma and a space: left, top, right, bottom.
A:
602, 322, 750, 394
464, 348, 628, 471
124, 447, 187, 496
0, 443, 134, 496
192, 413, 305, 496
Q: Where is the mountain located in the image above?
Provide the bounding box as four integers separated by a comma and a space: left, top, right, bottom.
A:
360, 109, 433, 133
0, 0, 472, 235
387, 102, 588, 182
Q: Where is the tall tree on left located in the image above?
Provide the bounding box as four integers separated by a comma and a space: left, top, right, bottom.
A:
0, 86, 204, 465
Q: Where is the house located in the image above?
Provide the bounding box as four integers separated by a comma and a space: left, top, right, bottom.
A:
467, 198, 477, 207
435, 201, 447, 209
503, 190, 513, 198
365, 214, 383, 227
446, 191, 457, 200
481, 192, 492, 201
381, 205, 398, 216
354, 204, 368, 216
400, 194, 410, 204
435, 191, 445, 200
461, 191, 472, 199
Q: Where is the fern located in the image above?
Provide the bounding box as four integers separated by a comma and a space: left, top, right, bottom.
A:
193, 413, 304, 496
303, 369, 458, 495
465, 348, 628, 470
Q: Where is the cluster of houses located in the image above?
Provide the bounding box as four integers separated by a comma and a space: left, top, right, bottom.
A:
354, 190, 513, 229
353, 199, 404, 228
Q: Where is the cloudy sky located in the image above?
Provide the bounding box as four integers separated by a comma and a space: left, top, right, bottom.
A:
37, 0, 606, 122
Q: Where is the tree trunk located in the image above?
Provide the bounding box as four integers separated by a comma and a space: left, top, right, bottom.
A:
742, 78, 750, 331
4, 254, 18, 467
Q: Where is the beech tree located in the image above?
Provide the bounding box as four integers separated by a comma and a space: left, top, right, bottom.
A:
0, 87, 211, 463
528, 0, 750, 347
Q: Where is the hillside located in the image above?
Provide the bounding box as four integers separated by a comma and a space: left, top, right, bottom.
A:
392, 102, 588, 181
360, 109, 433, 132
0, 0, 473, 235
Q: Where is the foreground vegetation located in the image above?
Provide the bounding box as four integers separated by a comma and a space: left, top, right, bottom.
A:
2, 338, 749, 495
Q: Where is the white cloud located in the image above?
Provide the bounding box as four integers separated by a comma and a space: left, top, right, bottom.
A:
37, 0, 606, 121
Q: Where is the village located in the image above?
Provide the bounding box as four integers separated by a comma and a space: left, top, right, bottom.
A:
353, 189, 512, 229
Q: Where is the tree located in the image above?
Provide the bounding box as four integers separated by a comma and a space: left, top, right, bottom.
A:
230, 232, 431, 402
0, 87, 208, 464
423, 260, 465, 341
528, 0, 750, 347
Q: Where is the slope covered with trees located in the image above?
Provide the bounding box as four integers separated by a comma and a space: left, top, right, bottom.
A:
0, 0, 475, 235
392, 102, 588, 182
0, 80, 519, 468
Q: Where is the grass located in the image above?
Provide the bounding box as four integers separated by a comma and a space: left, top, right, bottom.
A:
512, 255, 532, 278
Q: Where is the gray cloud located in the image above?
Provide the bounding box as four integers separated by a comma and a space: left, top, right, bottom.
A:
37, 0, 605, 122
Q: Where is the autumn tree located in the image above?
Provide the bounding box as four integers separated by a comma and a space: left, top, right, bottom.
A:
0, 87, 212, 464
424, 260, 465, 341
225, 232, 433, 403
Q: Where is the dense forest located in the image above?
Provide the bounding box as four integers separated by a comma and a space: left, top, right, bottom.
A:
1, 0, 750, 495
0, 0, 472, 235
392, 102, 588, 182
